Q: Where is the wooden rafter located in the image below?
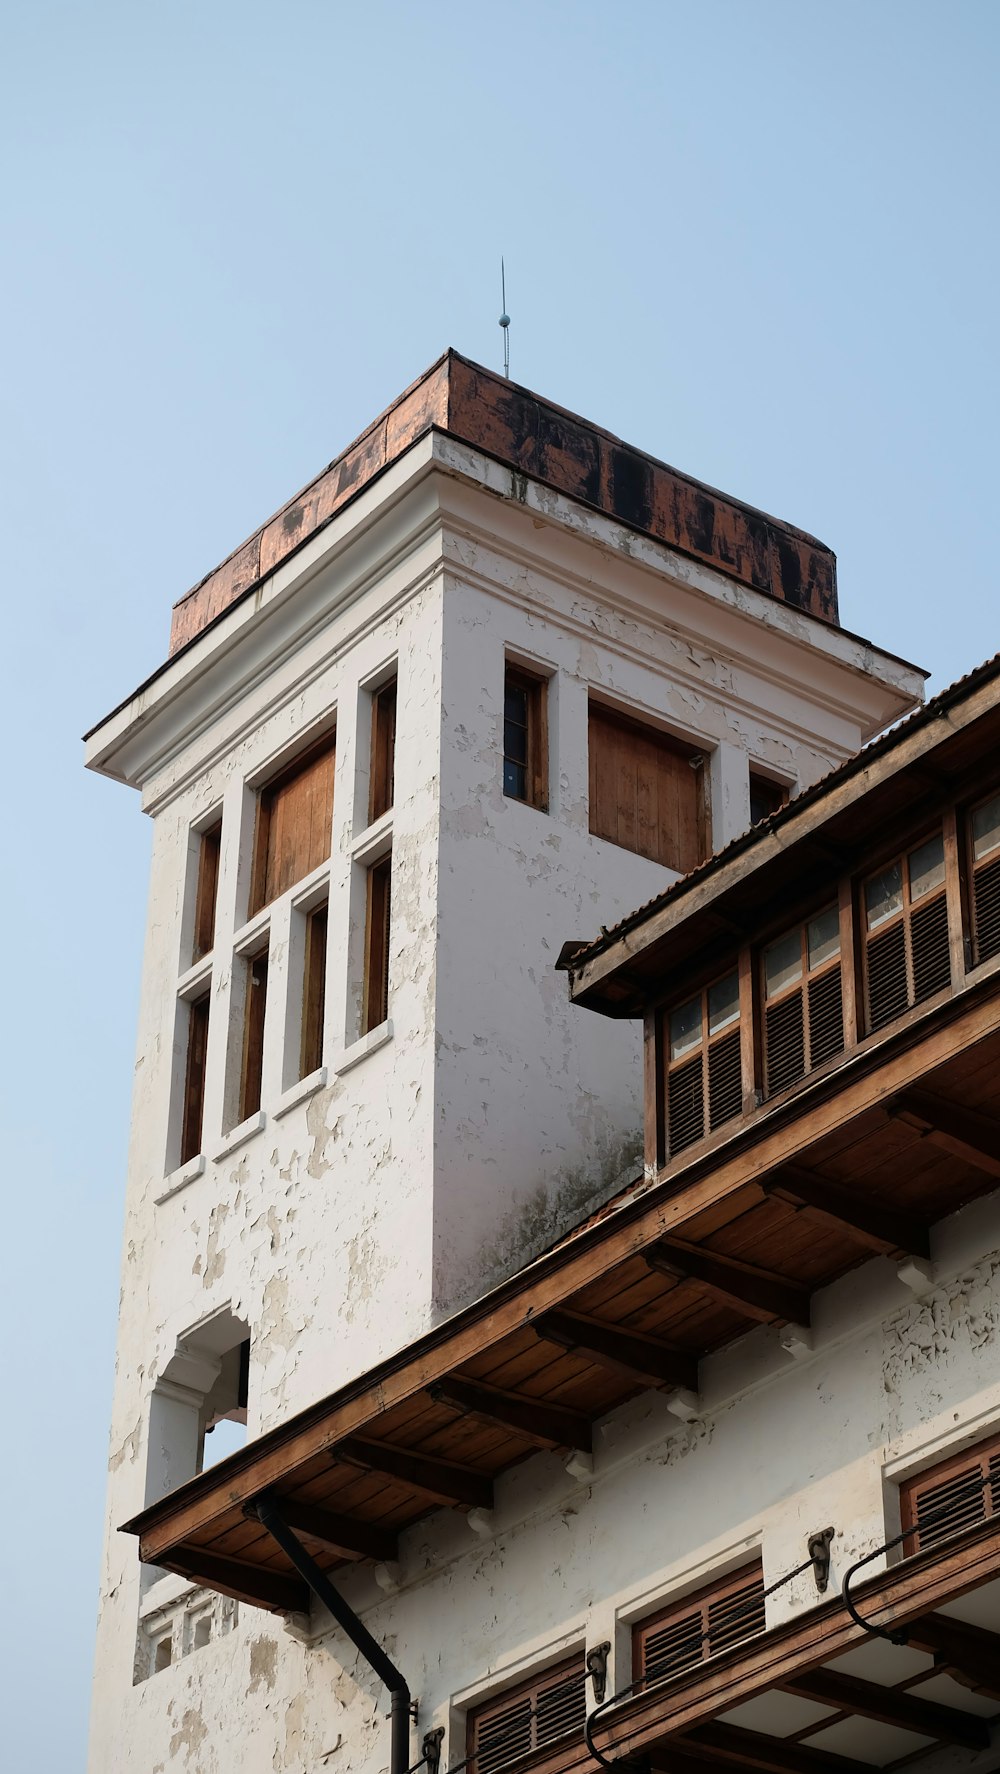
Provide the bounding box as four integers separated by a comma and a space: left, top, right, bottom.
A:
764, 1167, 931, 1258
335, 1437, 493, 1511
428, 1375, 591, 1453
645, 1238, 811, 1327
890, 1088, 1000, 1178
907, 1611, 1000, 1700
672, 1721, 871, 1773
782, 1665, 989, 1748
533, 1309, 698, 1391
162, 1545, 308, 1615
269, 1498, 398, 1564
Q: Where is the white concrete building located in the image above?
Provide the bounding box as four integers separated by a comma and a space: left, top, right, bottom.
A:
86, 355, 1000, 1774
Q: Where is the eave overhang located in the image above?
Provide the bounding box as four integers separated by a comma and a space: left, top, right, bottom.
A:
567, 656, 1000, 1019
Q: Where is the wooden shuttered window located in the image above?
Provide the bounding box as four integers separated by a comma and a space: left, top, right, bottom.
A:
862, 831, 951, 1033
900, 1432, 1000, 1558
299, 903, 328, 1079
663, 971, 742, 1158
192, 821, 222, 961
504, 666, 548, 811
250, 735, 336, 916
589, 703, 707, 874
633, 1564, 766, 1691
180, 993, 210, 1165
363, 855, 391, 1035
239, 951, 268, 1122
762, 905, 843, 1098
467, 1656, 587, 1774
969, 791, 1000, 967
369, 679, 397, 825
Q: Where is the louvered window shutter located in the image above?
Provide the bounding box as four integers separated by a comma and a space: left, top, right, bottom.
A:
665, 972, 742, 1158
970, 793, 1000, 967
762, 907, 843, 1099
900, 1434, 1000, 1557
864, 834, 950, 1033
633, 1565, 766, 1690
467, 1657, 587, 1774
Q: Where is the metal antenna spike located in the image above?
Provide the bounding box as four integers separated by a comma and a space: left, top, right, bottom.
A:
498, 257, 510, 379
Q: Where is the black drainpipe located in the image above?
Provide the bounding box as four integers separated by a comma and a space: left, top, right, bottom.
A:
250, 1494, 412, 1774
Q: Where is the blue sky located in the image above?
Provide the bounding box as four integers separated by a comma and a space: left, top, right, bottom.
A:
1, 3, 997, 1766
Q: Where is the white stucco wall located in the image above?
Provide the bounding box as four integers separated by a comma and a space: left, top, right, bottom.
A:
85, 434, 933, 1771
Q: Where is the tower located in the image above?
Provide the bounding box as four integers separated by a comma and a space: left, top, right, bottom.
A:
86, 354, 926, 1770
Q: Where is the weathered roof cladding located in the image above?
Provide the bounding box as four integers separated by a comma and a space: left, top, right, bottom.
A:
169, 349, 840, 655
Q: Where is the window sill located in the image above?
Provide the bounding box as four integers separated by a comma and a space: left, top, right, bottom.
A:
274, 1066, 328, 1119
334, 1021, 393, 1076
213, 1110, 266, 1160
176, 955, 213, 1001
155, 1153, 205, 1206
350, 809, 393, 865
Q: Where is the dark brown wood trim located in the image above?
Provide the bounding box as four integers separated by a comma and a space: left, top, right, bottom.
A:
781, 1665, 989, 1748
429, 1375, 591, 1453
272, 1498, 398, 1564
162, 1546, 308, 1615
534, 1310, 698, 1391
764, 1167, 930, 1258
334, 1437, 494, 1511
645, 1239, 810, 1327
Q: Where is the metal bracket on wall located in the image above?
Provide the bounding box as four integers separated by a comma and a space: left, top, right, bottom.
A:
586, 1643, 611, 1705
807, 1527, 836, 1593
422, 1727, 445, 1774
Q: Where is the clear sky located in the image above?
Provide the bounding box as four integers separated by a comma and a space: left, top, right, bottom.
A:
1, 3, 997, 1766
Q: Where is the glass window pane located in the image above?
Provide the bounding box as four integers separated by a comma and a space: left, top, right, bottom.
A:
908, 833, 945, 902
865, 862, 903, 929
708, 971, 740, 1035
669, 997, 702, 1059
807, 905, 840, 971
972, 793, 1000, 862
764, 930, 802, 999
504, 759, 526, 799
504, 717, 528, 766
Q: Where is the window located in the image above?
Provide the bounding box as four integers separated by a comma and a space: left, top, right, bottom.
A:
589, 702, 707, 872
363, 855, 391, 1034
249, 734, 336, 917
467, 1655, 587, 1774
369, 678, 397, 824
503, 665, 548, 811
762, 905, 843, 1097
180, 993, 210, 1165
201, 1336, 250, 1469
862, 832, 950, 1032
239, 950, 268, 1122
299, 903, 328, 1078
900, 1432, 1000, 1558
633, 1564, 765, 1690
664, 970, 742, 1157
749, 772, 787, 827
192, 820, 222, 961
969, 790, 1000, 967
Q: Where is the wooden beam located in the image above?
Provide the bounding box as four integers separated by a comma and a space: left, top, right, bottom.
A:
783, 1666, 989, 1748
765, 1168, 931, 1259
534, 1309, 698, 1391
335, 1437, 493, 1511
428, 1375, 592, 1453
890, 1089, 1000, 1178
676, 1722, 871, 1773
161, 1545, 308, 1615
907, 1612, 1000, 1700
269, 1498, 398, 1564
645, 1238, 811, 1327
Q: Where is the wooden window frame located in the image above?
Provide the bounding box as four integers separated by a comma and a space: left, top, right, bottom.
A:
239, 947, 269, 1123
299, 901, 328, 1080
965, 786, 1000, 971
860, 827, 951, 1034
661, 968, 743, 1161
588, 699, 708, 873
362, 854, 392, 1036
180, 992, 211, 1166
503, 663, 548, 812
369, 677, 398, 826
466, 1652, 587, 1774
192, 820, 222, 962
759, 904, 844, 1100
748, 770, 788, 827
900, 1430, 1000, 1559
249, 732, 336, 918
632, 1562, 766, 1691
